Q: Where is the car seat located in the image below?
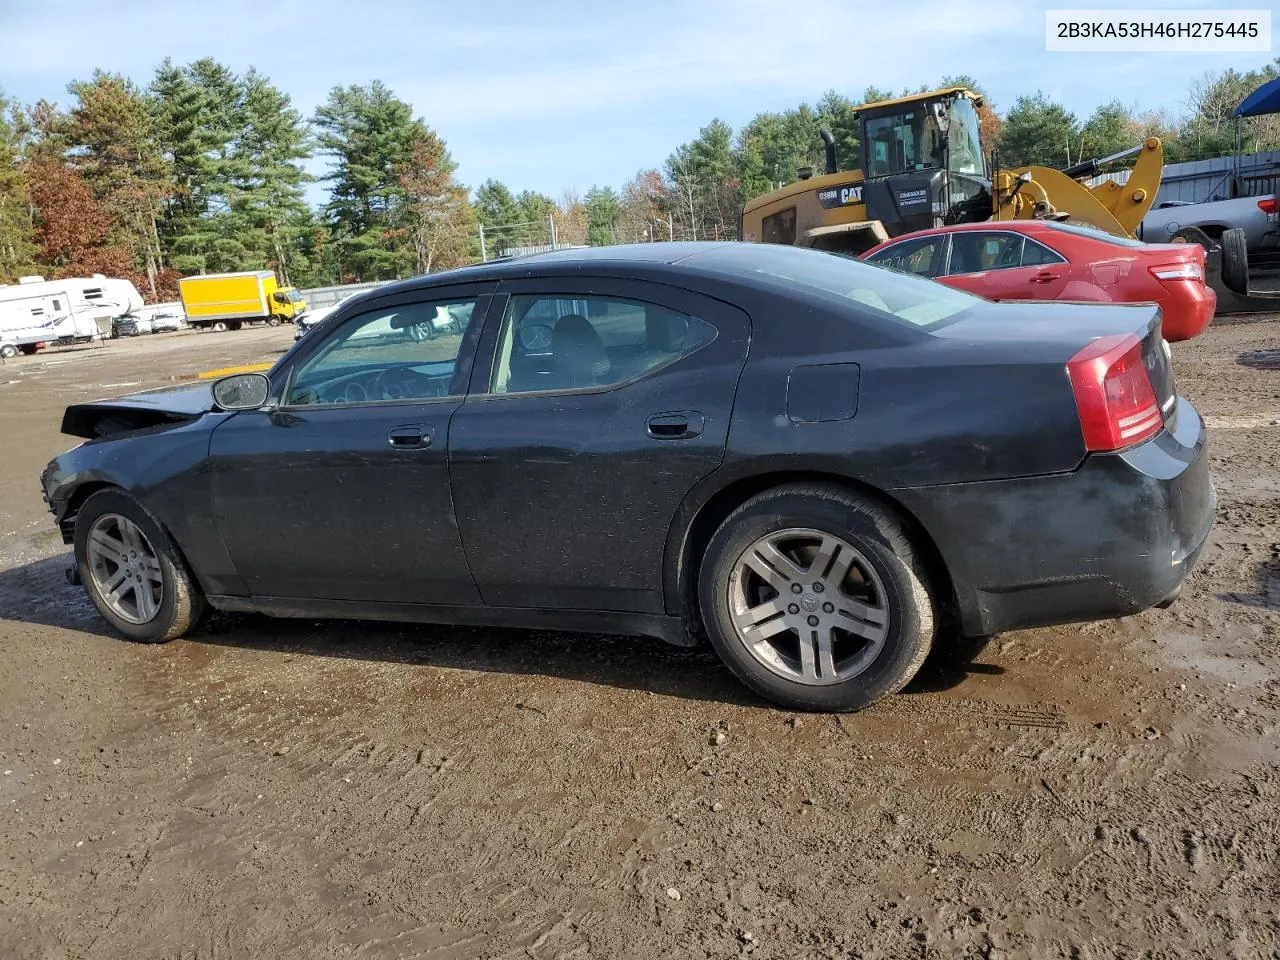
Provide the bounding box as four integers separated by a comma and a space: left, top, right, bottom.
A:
551, 314, 609, 388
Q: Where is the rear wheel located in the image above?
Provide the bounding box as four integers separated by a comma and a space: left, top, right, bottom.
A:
0, 344, 17, 360
699, 484, 935, 712
73, 489, 205, 643
210, 321, 228, 333
1221, 227, 1249, 294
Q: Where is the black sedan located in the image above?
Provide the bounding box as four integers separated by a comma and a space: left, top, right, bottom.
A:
41, 243, 1214, 712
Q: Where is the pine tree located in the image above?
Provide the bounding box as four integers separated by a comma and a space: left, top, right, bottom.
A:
313, 81, 423, 279
149, 58, 239, 273
227, 70, 311, 284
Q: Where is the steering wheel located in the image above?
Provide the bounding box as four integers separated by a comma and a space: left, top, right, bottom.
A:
371, 367, 444, 401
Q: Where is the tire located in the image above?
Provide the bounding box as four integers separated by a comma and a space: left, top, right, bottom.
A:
228, 321, 243, 332
698, 483, 935, 712
267, 315, 281, 327
1221, 227, 1249, 294
211, 321, 228, 333
73, 488, 205, 643
0, 344, 17, 360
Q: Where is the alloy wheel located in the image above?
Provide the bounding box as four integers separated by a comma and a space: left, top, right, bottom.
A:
728, 527, 890, 685
86, 513, 163, 624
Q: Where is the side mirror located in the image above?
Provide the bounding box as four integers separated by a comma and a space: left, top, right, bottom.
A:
212, 372, 271, 411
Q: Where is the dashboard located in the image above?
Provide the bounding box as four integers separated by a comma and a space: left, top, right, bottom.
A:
288, 364, 453, 406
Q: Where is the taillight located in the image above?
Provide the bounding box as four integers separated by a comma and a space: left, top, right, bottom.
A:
1150, 263, 1203, 281
1066, 333, 1163, 452
1258, 198, 1278, 214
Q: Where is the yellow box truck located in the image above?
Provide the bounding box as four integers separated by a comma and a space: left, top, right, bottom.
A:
178, 271, 307, 331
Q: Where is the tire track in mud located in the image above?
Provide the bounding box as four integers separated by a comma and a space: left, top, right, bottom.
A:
4, 316, 1280, 958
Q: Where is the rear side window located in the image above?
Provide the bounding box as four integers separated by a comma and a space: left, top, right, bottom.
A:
700, 243, 977, 329
1021, 237, 1068, 266
761, 207, 797, 245
490, 295, 714, 394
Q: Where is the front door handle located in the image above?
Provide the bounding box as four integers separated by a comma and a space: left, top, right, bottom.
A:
387, 424, 433, 449
647, 411, 704, 440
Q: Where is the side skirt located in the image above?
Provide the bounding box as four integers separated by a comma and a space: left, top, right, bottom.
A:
205, 595, 698, 648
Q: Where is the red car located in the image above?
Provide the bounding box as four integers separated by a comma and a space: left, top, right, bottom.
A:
861, 220, 1215, 341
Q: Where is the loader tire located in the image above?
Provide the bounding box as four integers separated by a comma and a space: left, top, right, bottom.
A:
1221, 228, 1249, 295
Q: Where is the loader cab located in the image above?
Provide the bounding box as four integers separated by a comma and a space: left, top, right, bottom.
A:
855, 87, 991, 238
740, 86, 991, 257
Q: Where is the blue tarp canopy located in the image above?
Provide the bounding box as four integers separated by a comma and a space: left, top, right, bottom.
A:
1236, 77, 1280, 118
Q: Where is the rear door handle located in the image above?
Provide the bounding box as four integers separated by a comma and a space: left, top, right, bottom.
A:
387, 424, 433, 449
647, 411, 704, 440
1030, 272, 1062, 283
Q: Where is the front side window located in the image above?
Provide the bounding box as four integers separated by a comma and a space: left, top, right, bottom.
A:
762, 207, 797, 245
864, 235, 945, 278
286, 297, 478, 405
865, 108, 939, 177
946, 232, 1024, 275
489, 295, 714, 395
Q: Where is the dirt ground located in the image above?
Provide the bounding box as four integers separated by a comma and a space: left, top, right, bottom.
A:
0, 320, 1277, 960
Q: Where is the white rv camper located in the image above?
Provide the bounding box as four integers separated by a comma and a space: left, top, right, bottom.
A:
0, 274, 143, 357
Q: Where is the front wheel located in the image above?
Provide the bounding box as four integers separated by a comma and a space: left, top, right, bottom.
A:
0, 344, 16, 360
699, 484, 935, 712
267, 315, 281, 327
73, 489, 205, 643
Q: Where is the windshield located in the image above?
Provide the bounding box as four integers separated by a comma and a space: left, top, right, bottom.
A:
283, 289, 303, 302
946, 97, 984, 176
696, 244, 977, 329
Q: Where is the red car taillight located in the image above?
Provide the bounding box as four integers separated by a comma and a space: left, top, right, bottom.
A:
1149, 262, 1203, 281
1066, 334, 1163, 452
1258, 198, 1278, 214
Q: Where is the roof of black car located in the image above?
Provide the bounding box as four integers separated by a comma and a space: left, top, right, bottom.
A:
370, 242, 742, 296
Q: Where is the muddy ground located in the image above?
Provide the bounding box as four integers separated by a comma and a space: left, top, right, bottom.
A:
0, 321, 1277, 959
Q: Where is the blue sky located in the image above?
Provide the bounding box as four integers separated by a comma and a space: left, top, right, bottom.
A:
1, 0, 1276, 206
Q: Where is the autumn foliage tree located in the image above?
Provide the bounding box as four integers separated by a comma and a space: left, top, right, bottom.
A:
26, 158, 137, 282
66, 72, 171, 297
395, 129, 474, 274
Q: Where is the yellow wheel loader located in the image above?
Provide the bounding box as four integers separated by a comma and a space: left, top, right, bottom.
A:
741, 86, 1166, 255
740, 87, 1252, 305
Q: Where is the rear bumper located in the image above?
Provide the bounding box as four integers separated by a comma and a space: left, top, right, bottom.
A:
892, 397, 1214, 637
1160, 283, 1216, 342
